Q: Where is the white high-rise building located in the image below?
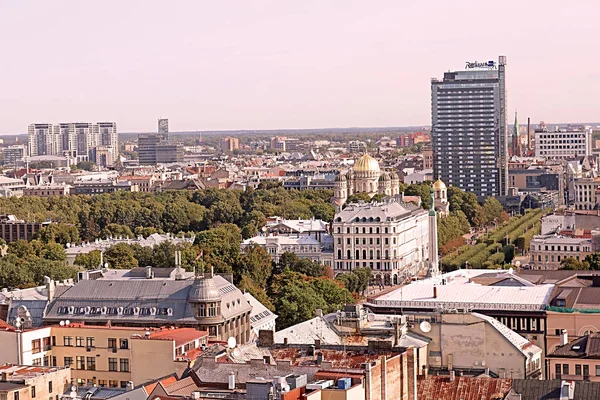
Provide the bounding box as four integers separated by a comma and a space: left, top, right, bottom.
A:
28, 122, 118, 166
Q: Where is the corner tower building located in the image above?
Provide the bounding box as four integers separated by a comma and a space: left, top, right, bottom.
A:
431, 56, 508, 197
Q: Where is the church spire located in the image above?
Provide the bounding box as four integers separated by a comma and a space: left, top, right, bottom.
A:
513, 111, 522, 157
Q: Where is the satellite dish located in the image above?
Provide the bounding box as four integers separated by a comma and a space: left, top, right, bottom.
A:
227, 336, 237, 349
59, 321, 65, 326
65, 320, 70, 325
232, 348, 241, 357
420, 321, 432, 333
482, 361, 486, 366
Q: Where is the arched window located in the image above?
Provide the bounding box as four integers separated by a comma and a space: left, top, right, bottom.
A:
369, 250, 373, 259
394, 249, 397, 258
385, 250, 389, 259
377, 250, 381, 259
369, 227, 373, 233
376, 227, 380, 233
347, 250, 351, 259
363, 250, 367, 260
337, 249, 342, 259
337, 227, 341, 233
356, 249, 360, 259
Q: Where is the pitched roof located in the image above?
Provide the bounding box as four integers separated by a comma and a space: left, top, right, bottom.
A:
473, 313, 542, 358
416, 375, 512, 400
548, 333, 600, 358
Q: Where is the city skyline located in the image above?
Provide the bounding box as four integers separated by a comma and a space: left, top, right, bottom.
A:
2, 1, 600, 134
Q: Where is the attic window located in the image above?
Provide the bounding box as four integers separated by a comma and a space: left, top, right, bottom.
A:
572, 345, 581, 350
556, 300, 566, 307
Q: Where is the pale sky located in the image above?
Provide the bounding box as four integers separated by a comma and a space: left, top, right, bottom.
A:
1, 0, 600, 134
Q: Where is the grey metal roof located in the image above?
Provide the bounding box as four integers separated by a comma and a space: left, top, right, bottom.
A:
44, 275, 251, 324
8, 299, 47, 328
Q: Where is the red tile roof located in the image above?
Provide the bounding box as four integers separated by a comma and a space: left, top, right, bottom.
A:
144, 375, 178, 395
149, 328, 209, 346
417, 376, 512, 400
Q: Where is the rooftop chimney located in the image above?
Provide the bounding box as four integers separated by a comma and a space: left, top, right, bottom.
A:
44, 276, 55, 302
433, 286, 437, 299
449, 370, 455, 382
228, 372, 235, 390
560, 329, 568, 346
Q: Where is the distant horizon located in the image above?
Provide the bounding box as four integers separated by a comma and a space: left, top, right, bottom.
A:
4, 121, 600, 138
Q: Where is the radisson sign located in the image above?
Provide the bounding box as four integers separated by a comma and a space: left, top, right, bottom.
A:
465, 60, 496, 69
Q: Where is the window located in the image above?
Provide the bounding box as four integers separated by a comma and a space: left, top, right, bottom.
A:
32, 359, 41, 366
584, 365, 589, 377
595, 365, 600, 376
98, 380, 107, 388
108, 357, 117, 372
108, 338, 117, 349
63, 337, 73, 347
64, 357, 73, 368
555, 329, 561, 336
556, 363, 561, 377
120, 382, 129, 389
48, 381, 52, 394
31, 387, 35, 398
563, 364, 569, 375
86, 337, 95, 348
120, 358, 130, 372
86, 357, 96, 371
576, 364, 582, 376
32, 339, 41, 354
76, 356, 85, 370
109, 381, 118, 388
119, 339, 128, 349
76, 337, 84, 347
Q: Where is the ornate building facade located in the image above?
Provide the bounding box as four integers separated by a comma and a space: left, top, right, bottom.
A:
332, 153, 402, 209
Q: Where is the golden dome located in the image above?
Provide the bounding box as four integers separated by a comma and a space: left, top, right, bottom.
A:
433, 178, 446, 190
353, 153, 380, 173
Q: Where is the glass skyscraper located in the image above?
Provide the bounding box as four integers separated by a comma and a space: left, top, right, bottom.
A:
431, 56, 507, 197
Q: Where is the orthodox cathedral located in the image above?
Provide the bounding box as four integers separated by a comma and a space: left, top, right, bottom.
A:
332, 153, 449, 216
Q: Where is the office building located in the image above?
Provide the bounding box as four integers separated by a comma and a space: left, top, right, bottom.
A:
158, 118, 169, 139
220, 136, 239, 153
28, 122, 118, 166
3, 145, 26, 166
0, 214, 51, 242
138, 134, 183, 165
534, 127, 591, 160
431, 56, 508, 197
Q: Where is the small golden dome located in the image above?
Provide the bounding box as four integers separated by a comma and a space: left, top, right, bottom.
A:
433, 178, 446, 190
353, 153, 380, 173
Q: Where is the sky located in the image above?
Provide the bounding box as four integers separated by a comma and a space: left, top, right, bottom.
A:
2, 0, 600, 134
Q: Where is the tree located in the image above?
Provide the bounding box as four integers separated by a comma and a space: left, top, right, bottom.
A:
405, 183, 431, 209
238, 275, 274, 311
104, 243, 138, 269
269, 271, 327, 329
309, 203, 335, 222
41, 242, 67, 262
345, 193, 372, 204
560, 257, 590, 270
291, 259, 327, 277
584, 253, 600, 270
482, 197, 504, 225
76, 161, 95, 171
74, 250, 102, 270
35, 224, 80, 246
235, 244, 273, 288
101, 224, 134, 240
277, 252, 299, 272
